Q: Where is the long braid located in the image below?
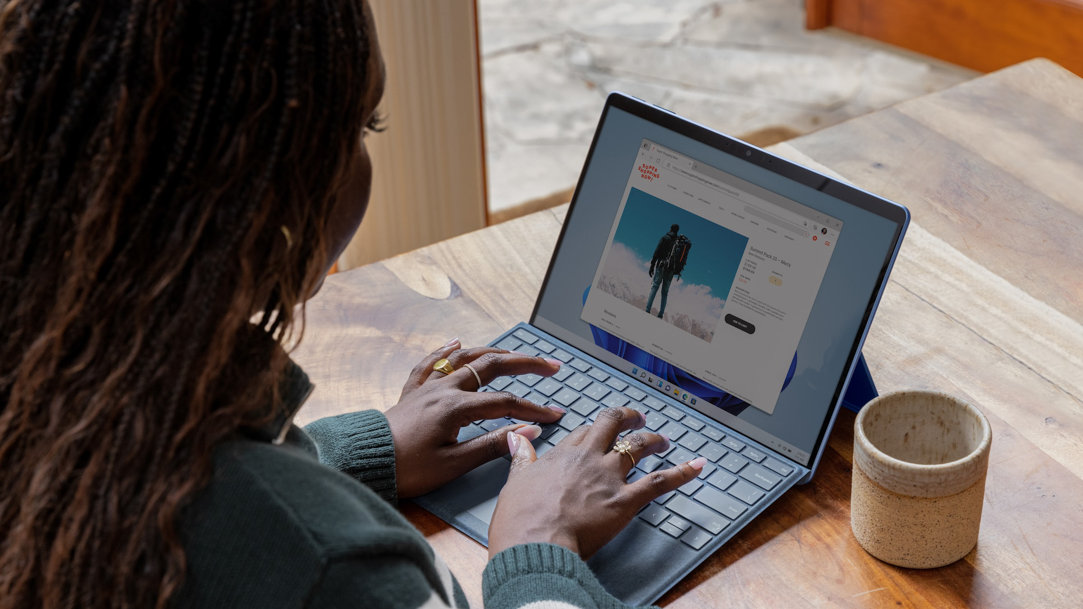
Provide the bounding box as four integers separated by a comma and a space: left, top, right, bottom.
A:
0, 1, 374, 608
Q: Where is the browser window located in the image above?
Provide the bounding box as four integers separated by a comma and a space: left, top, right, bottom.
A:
580, 140, 842, 415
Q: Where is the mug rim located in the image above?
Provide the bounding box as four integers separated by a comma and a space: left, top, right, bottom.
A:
854, 390, 991, 496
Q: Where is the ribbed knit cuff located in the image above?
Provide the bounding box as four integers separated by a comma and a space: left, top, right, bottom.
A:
483, 543, 644, 609
303, 410, 398, 504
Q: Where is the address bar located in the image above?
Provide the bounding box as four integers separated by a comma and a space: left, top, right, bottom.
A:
743, 205, 809, 238
667, 162, 811, 238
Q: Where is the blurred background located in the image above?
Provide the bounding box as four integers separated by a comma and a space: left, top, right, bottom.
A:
338, 0, 1081, 270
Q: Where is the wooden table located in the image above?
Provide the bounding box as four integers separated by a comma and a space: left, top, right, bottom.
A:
293, 59, 1083, 608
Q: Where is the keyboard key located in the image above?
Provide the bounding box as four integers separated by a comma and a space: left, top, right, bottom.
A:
659, 421, 687, 442
665, 515, 691, 534
677, 432, 707, 452
706, 470, 737, 491
525, 391, 548, 405
644, 411, 667, 431
569, 358, 591, 372
728, 480, 766, 505
680, 527, 713, 550
558, 412, 586, 431
743, 447, 767, 463
582, 383, 610, 401
534, 442, 554, 457
534, 340, 556, 353
456, 424, 486, 442
694, 486, 747, 520
601, 393, 630, 408
702, 426, 724, 442
551, 349, 573, 363
605, 377, 628, 391
638, 504, 670, 526
479, 419, 504, 431
656, 489, 677, 505
534, 378, 562, 397
505, 382, 530, 398
552, 388, 580, 407
740, 463, 782, 491
586, 367, 609, 382
719, 453, 747, 474
516, 345, 541, 357
659, 520, 687, 538
625, 387, 647, 401
566, 373, 592, 392
548, 428, 569, 444
695, 461, 715, 478
637, 454, 665, 473
662, 405, 685, 420
666, 496, 731, 535
764, 458, 795, 476
682, 417, 705, 432
517, 373, 543, 387
553, 366, 574, 382
667, 447, 695, 466
570, 398, 600, 417
677, 478, 703, 495
488, 376, 513, 391
700, 443, 727, 463
643, 396, 665, 410
495, 337, 521, 351
512, 329, 538, 344
721, 436, 746, 452
626, 469, 646, 484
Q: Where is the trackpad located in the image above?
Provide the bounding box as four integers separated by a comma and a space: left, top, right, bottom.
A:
412, 457, 510, 545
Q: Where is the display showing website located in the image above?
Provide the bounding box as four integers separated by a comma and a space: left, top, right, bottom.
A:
580, 140, 842, 415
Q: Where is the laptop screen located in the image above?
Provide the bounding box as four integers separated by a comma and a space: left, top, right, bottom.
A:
531, 95, 907, 469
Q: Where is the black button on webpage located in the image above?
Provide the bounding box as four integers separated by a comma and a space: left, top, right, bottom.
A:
725, 314, 755, 335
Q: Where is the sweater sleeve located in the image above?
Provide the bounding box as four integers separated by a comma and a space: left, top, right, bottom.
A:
482, 543, 657, 609
305, 553, 468, 609
303, 410, 398, 504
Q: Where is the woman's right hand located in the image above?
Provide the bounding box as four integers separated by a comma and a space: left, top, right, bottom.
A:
487, 406, 706, 559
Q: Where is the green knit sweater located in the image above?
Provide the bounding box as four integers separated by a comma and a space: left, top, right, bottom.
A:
173, 366, 652, 609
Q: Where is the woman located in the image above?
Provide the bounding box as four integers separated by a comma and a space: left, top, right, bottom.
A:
0, 2, 705, 608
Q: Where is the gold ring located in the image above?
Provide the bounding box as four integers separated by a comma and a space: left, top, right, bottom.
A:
463, 363, 483, 389
612, 438, 636, 469
433, 358, 455, 375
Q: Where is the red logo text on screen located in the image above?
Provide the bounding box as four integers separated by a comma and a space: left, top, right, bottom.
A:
638, 163, 660, 182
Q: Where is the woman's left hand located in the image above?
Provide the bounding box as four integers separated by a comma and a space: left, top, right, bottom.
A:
384, 339, 566, 499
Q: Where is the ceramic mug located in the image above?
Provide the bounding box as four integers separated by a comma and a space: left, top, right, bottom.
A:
851, 390, 992, 568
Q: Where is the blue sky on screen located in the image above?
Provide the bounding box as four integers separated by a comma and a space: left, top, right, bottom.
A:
612, 188, 748, 299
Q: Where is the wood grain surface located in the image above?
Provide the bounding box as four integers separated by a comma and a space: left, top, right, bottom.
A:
291, 59, 1083, 608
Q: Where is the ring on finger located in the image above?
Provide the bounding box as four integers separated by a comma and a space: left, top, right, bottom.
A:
463, 363, 483, 390
433, 358, 455, 375
612, 438, 636, 469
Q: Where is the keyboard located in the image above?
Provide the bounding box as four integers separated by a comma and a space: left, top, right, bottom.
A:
456, 327, 797, 552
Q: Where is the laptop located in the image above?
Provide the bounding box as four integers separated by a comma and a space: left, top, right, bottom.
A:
414, 92, 909, 604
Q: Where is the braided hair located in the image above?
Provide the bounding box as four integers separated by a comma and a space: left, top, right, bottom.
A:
0, 1, 377, 607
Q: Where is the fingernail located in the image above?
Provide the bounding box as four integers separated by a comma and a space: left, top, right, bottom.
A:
513, 424, 542, 441
507, 431, 519, 453
443, 337, 460, 348
660, 437, 671, 451
688, 457, 707, 471
547, 404, 566, 414
544, 358, 562, 367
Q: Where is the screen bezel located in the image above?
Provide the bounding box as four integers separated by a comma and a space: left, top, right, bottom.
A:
529, 92, 909, 471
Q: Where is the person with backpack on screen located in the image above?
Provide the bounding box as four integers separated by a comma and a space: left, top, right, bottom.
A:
646, 224, 692, 318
